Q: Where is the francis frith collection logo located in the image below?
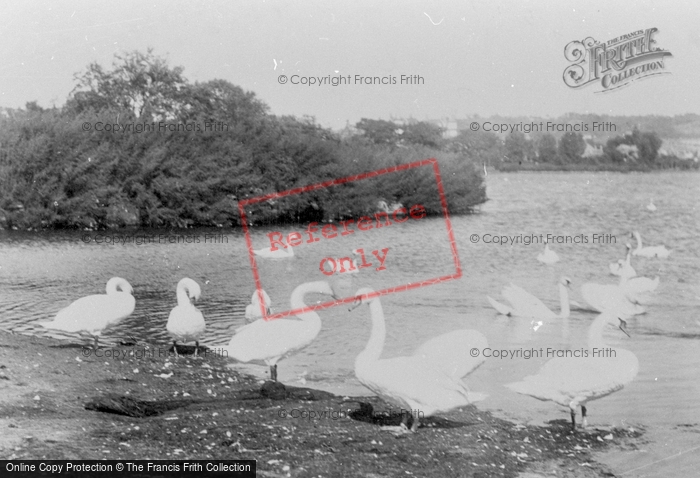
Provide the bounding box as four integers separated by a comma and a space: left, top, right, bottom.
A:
563, 28, 672, 93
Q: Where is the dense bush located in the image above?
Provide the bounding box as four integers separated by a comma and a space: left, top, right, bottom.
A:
0, 51, 486, 230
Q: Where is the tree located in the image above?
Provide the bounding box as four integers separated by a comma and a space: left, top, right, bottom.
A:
504, 131, 533, 162
536, 134, 558, 163
630, 128, 662, 164
355, 118, 399, 145
400, 121, 444, 148
603, 128, 662, 165
446, 129, 502, 166
558, 132, 586, 163
66, 49, 189, 120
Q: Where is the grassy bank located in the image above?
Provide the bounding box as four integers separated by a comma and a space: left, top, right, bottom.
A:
0, 332, 643, 477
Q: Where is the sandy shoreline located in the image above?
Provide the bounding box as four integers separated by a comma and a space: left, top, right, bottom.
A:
0, 332, 644, 477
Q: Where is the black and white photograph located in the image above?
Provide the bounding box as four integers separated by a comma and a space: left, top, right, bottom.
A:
0, 1, 698, 477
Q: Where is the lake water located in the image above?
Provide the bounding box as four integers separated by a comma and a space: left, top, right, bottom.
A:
1, 171, 698, 476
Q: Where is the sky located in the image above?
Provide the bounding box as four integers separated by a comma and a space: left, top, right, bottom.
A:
1, 0, 698, 130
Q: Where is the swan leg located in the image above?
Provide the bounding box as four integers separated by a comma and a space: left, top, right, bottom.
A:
570, 409, 576, 430
172, 341, 179, 357
409, 413, 420, 432
581, 406, 588, 429
270, 364, 278, 382
194, 341, 199, 357
569, 401, 578, 431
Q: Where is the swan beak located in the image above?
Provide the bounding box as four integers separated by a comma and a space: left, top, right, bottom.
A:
618, 318, 631, 337
348, 297, 362, 312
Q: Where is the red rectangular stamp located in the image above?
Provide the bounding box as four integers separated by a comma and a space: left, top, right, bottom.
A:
238, 158, 461, 320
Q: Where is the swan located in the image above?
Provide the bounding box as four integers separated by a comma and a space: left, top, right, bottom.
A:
225, 281, 336, 382
609, 244, 636, 277
631, 231, 671, 258
350, 288, 484, 433
254, 244, 295, 259
646, 199, 657, 211
245, 289, 271, 322
166, 278, 205, 357
618, 266, 659, 305
580, 278, 645, 317
39, 277, 135, 349
377, 201, 404, 213
487, 277, 571, 321
537, 242, 560, 265
506, 311, 639, 430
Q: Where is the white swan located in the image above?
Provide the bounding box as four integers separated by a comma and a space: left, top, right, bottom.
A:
225, 281, 335, 382
506, 311, 639, 430
537, 242, 560, 265
609, 244, 636, 277
487, 277, 571, 321
39, 277, 135, 349
351, 288, 483, 433
245, 289, 271, 322
377, 201, 404, 213
646, 199, 657, 211
631, 231, 671, 258
580, 278, 645, 317
254, 245, 295, 259
166, 278, 205, 357
618, 266, 659, 305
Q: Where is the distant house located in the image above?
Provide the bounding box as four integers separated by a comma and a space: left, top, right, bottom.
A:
436, 118, 458, 138
337, 121, 360, 140
582, 141, 604, 158
616, 144, 639, 162
659, 148, 699, 161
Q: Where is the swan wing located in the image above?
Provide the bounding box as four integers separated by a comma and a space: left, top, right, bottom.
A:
487, 296, 513, 315
357, 357, 472, 415
414, 329, 488, 379
40, 293, 135, 334
581, 283, 645, 316
226, 318, 318, 363
507, 351, 639, 405
502, 284, 556, 319
621, 277, 659, 305
623, 276, 659, 294
634, 246, 670, 258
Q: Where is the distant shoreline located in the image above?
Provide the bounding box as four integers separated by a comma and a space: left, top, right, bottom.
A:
494, 163, 699, 172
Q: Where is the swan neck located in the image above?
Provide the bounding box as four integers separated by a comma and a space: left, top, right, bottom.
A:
176, 283, 190, 306
559, 284, 570, 318
357, 298, 386, 365
290, 283, 322, 325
